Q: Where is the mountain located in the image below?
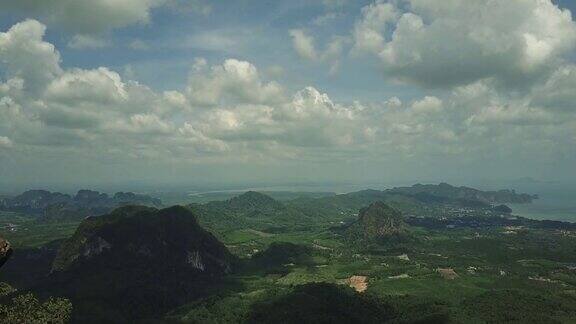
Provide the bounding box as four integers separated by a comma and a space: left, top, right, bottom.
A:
184, 183, 539, 235
286, 189, 423, 223
0, 190, 71, 214
0, 237, 11, 269
388, 183, 537, 204
0, 189, 162, 221
46, 205, 235, 322
188, 191, 312, 233
227, 191, 284, 213
347, 202, 405, 242
53, 205, 234, 273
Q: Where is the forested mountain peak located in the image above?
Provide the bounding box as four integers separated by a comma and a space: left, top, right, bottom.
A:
227, 191, 284, 211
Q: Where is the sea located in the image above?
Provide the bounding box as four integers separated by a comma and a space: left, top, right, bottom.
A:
245, 181, 576, 223
507, 182, 576, 223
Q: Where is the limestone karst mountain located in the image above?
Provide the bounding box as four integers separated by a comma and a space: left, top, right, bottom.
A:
0, 189, 162, 221
188, 191, 313, 232
53, 205, 234, 273
227, 191, 284, 213
346, 202, 405, 242
358, 202, 404, 238
47, 205, 235, 322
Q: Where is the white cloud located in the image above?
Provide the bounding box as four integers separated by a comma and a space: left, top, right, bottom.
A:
0, 19, 62, 94
0, 136, 13, 148
466, 104, 554, 126
1, 19, 576, 183
1, 0, 167, 34
410, 96, 443, 114
352, 0, 399, 55
289, 29, 319, 61
353, 0, 576, 88
68, 35, 111, 49
185, 59, 285, 106
531, 65, 576, 111
110, 113, 174, 135
45, 68, 128, 105
289, 29, 346, 74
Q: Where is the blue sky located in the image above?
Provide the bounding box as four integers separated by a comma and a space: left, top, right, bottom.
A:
1, 0, 576, 189
0, 0, 427, 102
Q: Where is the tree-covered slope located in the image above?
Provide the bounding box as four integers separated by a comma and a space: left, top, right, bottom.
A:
45, 205, 236, 322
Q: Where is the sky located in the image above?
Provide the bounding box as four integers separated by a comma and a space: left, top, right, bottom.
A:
0, 0, 576, 191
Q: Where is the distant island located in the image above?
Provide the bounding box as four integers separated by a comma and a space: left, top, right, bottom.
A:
387, 183, 538, 204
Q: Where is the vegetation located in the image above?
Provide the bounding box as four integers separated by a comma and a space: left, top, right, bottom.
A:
346, 202, 405, 243
1, 184, 575, 323
247, 283, 394, 324
0, 290, 72, 324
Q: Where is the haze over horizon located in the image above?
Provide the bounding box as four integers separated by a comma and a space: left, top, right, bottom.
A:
1, 0, 576, 189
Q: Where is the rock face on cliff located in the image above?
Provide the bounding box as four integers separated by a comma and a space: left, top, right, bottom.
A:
347, 202, 405, 242
48, 205, 235, 322
0, 237, 12, 269
53, 205, 233, 273
359, 202, 404, 239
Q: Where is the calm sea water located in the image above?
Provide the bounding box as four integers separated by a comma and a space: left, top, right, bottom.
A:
266, 181, 576, 223
508, 183, 576, 222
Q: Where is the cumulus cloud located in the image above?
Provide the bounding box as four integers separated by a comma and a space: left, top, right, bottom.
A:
1, 19, 576, 183
530, 65, 576, 111
45, 68, 128, 105
185, 59, 285, 106
353, 0, 576, 88
0, 20, 371, 165
289, 29, 346, 74
411, 96, 443, 114
68, 35, 111, 49
0, 20, 379, 165
195, 87, 364, 148
0, 0, 166, 34
0, 19, 62, 94
289, 29, 319, 61
352, 0, 399, 55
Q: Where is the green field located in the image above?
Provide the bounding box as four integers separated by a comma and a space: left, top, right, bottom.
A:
168, 222, 576, 323
2, 191, 576, 323
0, 211, 80, 248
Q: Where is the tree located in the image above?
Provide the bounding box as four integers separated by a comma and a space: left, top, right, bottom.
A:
0, 292, 72, 324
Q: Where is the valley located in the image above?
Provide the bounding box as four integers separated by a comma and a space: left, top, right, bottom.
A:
1, 183, 576, 323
